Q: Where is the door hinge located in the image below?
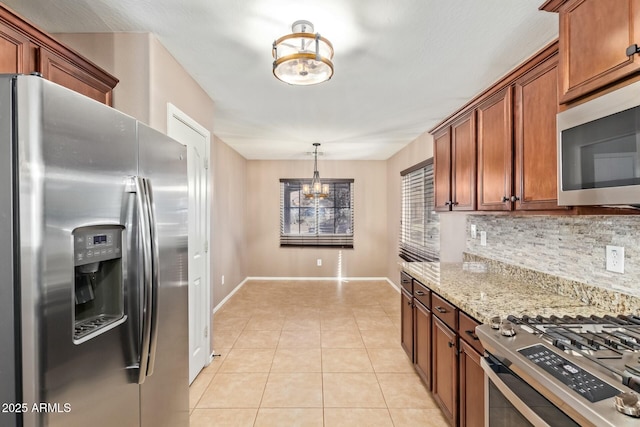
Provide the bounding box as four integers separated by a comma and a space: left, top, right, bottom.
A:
204, 158, 209, 169
204, 326, 208, 338
204, 240, 209, 253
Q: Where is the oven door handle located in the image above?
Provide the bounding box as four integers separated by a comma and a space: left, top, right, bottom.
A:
481, 357, 552, 427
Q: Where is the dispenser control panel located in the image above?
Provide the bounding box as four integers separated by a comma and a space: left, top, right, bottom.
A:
74, 226, 122, 265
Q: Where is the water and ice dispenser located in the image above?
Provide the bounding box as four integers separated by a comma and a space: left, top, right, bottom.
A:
72, 225, 126, 344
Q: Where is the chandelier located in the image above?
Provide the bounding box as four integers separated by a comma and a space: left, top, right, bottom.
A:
272, 20, 334, 86
303, 143, 330, 199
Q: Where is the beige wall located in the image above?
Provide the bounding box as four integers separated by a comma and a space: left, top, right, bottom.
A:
212, 135, 247, 305
55, 33, 151, 123
246, 160, 388, 277
55, 33, 248, 316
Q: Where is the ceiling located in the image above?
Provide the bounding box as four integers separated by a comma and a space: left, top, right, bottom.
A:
2, 0, 558, 160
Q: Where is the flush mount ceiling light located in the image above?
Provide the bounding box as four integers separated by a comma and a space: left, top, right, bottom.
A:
302, 143, 330, 199
272, 20, 334, 86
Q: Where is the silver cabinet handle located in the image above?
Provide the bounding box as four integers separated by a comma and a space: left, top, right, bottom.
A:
415, 290, 425, 296
435, 306, 447, 313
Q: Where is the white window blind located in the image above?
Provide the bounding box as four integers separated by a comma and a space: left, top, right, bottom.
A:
399, 159, 439, 262
280, 179, 354, 248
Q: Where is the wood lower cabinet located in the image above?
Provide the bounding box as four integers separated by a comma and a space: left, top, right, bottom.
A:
458, 311, 485, 427
0, 4, 117, 104
434, 111, 477, 212
413, 300, 431, 389
542, 0, 640, 103
401, 272, 488, 427
432, 315, 458, 426
477, 87, 513, 211
401, 288, 414, 360
459, 339, 484, 427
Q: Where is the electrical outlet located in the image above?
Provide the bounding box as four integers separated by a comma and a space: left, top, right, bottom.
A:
470, 224, 477, 239
480, 231, 487, 247
221, 275, 225, 285
606, 245, 625, 274
317, 259, 322, 267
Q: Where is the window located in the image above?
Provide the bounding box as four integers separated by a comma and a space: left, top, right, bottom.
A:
280, 179, 354, 248
399, 159, 439, 262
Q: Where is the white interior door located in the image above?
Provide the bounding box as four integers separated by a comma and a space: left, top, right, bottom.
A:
167, 104, 210, 384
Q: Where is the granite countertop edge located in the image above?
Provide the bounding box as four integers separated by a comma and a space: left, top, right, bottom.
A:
400, 255, 640, 325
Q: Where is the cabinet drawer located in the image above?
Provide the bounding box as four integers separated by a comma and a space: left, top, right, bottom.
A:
413, 280, 430, 308
432, 293, 457, 330
400, 272, 413, 293
458, 311, 484, 355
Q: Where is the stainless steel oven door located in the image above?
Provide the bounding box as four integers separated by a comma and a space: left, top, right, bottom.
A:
482, 354, 580, 427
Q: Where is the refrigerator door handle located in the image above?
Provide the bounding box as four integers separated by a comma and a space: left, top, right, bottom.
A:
134, 176, 153, 385
144, 178, 160, 377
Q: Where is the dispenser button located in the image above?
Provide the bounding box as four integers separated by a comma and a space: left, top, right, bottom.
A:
76, 253, 84, 261
87, 250, 93, 257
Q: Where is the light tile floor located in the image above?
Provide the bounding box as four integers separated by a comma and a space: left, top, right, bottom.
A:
190, 279, 449, 427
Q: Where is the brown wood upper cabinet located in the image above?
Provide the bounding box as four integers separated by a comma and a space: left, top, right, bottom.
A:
434, 111, 477, 212
0, 4, 117, 105
514, 55, 565, 210
476, 56, 563, 211
541, 0, 640, 103
477, 87, 513, 211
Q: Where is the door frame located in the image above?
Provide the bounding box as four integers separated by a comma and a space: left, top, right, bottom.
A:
166, 103, 212, 368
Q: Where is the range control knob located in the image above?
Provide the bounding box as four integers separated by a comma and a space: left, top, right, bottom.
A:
499, 320, 516, 337
490, 316, 501, 330
615, 392, 640, 417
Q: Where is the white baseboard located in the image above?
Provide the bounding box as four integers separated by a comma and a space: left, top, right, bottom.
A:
246, 276, 390, 281
212, 277, 250, 314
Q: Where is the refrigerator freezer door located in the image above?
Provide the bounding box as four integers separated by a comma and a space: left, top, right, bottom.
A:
0, 77, 19, 427
137, 124, 189, 427
16, 75, 140, 427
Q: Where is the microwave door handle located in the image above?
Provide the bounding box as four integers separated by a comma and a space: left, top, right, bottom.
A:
143, 178, 160, 377
135, 176, 153, 385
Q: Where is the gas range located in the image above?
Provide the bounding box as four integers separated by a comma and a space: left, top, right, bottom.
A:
477, 314, 640, 427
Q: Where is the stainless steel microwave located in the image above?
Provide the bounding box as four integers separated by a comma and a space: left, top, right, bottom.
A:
557, 80, 640, 206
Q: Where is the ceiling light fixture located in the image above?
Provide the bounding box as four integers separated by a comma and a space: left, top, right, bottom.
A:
303, 143, 330, 199
272, 20, 334, 86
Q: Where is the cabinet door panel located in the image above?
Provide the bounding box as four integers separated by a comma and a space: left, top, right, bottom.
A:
451, 112, 476, 211
0, 24, 32, 74
432, 316, 457, 426
515, 57, 566, 210
477, 87, 512, 211
434, 128, 452, 211
459, 340, 484, 427
400, 289, 413, 360
559, 0, 640, 102
413, 300, 431, 389
39, 48, 113, 105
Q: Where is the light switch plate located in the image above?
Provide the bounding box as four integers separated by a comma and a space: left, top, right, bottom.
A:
480, 231, 487, 247
606, 245, 624, 274
470, 224, 477, 239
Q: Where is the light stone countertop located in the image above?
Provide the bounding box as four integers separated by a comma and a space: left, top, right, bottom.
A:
400, 261, 623, 324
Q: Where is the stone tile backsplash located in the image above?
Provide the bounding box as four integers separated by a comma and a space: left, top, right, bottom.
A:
466, 215, 640, 296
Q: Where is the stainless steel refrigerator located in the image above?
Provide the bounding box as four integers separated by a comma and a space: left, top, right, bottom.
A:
0, 75, 189, 427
